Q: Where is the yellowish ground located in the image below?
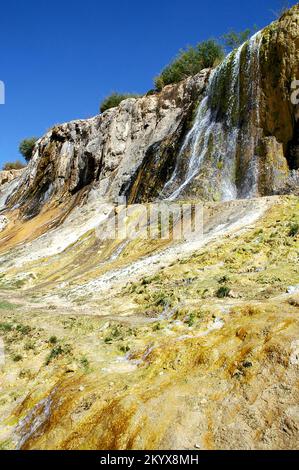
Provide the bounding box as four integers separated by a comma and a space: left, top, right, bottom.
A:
0, 195, 298, 449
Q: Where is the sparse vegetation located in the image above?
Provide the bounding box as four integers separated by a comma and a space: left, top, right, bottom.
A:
0, 322, 13, 332
49, 336, 58, 345
187, 312, 196, 327
12, 354, 23, 362
2, 160, 26, 171
288, 222, 299, 237
100, 93, 140, 113
119, 344, 130, 353
46, 345, 66, 365
216, 286, 231, 298
80, 356, 90, 371
0, 300, 18, 310
24, 340, 35, 351
221, 28, 253, 51
16, 324, 31, 335
19, 137, 38, 162
154, 40, 224, 91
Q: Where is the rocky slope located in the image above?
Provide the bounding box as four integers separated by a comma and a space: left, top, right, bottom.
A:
0, 195, 298, 450
0, 4, 299, 452
0, 169, 23, 187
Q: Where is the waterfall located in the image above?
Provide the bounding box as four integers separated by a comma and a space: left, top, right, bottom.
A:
162, 31, 263, 201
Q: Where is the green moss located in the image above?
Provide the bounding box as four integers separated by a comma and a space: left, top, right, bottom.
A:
0, 322, 13, 332
0, 300, 18, 310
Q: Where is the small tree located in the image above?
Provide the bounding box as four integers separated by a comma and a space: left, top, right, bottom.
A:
221, 29, 252, 51
100, 93, 140, 113
3, 160, 26, 171
19, 137, 38, 162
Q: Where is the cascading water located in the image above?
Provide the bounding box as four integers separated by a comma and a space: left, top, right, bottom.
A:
162, 31, 263, 201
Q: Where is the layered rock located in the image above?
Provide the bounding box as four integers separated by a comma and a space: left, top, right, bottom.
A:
0, 169, 24, 213
2, 5, 299, 219
0, 169, 24, 186
160, 5, 299, 201
6, 71, 209, 217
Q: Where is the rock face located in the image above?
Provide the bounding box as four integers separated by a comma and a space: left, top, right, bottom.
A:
0, 169, 24, 186
6, 71, 209, 217
0, 169, 24, 213
3, 6, 299, 217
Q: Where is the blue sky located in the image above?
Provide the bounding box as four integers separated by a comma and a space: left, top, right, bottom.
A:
0, 0, 297, 167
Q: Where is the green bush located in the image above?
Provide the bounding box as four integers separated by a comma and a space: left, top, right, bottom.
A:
80, 356, 90, 371
288, 222, 299, 237
0, 322, 13, 332
13, 354, 23, 362
45, 345, 64, 365
216, 286, 231, 298
2, 160, 26, 171
19, 137, 38, 162
49, 336, 58, 345
154, 40, 224, 91
100, 92, 140, 113
16, 324, 31, 335
221, 29, 252, 51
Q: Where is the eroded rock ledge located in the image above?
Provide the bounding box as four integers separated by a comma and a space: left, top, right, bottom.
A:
7, 71, 209, 218
0, 169, 24, 187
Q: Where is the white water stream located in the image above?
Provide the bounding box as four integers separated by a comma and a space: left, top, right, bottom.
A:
163, 32, 263, 201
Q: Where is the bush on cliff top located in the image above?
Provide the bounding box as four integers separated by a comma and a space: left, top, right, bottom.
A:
2, 160, 26, 171
154, 39, 224, 91
100, 92, 140, 113
19, 137, 38, 162
221, 29, 252, 51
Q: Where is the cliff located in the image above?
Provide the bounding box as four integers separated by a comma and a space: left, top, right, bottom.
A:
0, 5, 298, 221
5, 71, 208, 218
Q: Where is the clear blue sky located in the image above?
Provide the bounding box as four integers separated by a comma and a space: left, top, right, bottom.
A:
0, 0, 297, 167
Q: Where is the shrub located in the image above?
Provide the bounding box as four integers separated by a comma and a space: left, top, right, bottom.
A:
100, 92, 140, 113
80, 356, 90, 371
221, 29, 252, 51
24, 341, 35, 351
46, 345, 64, 365
49, 336, 58, 345
0, 322, 13, 332
16, 324, 31, 335
216, 286, 231, 298
288, 222, 299, 237
218, 275, 230, 284
19, 137, 38, 162
13, 354, 23, 362
187, 312, 196, 327
154, 40, 224, 91
2, 160, 26, 171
